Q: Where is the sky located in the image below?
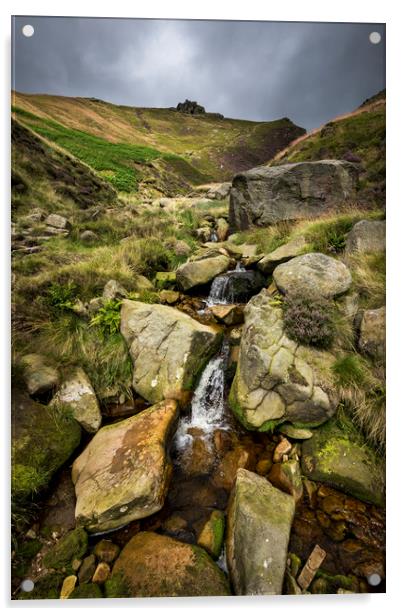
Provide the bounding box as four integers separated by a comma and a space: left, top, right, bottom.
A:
12, 17, 385, 130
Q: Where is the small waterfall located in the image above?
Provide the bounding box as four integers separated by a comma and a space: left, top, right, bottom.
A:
174, 341, 230, 452
209, 229, 218, 242
206, 262, 246, 306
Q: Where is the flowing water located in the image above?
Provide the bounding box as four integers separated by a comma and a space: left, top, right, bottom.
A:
206, 262, 246, 306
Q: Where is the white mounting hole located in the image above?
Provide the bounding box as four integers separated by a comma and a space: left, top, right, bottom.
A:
21, 579, 35, 592
369, 32, 381, 44
22, 24, 34, 37
367, 573, 382, 586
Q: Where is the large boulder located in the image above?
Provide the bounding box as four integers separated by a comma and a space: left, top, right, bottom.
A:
229, 291, 339, 430
120, 300, 221, 404
257, 236, 308, 275
50, 367, 102, 433
226, 469, 295, 595
301, 420, 385, 506
273, 253, 352, 299
108, 531, 230, 597
345, 219, 386, 254
72, 400, 178, 532
229, 160, 359, 230
358, 306, 386, 360
12, 390, 81, 500
176, 255, 230, 290
21, 353, 59, 396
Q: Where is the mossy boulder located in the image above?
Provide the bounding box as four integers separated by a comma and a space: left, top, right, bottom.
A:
72, 400, 179, 532
43, 527, 88, 571
110, 531, 230, 597
20, 353, 59, 396
120, 300, 221, 404
50, 367, 102, 433
226, 469, 295, 595
229, 291, 339, 431
197, 509, 225, 559
11, 390, 81, 500
301, 420, 385, 506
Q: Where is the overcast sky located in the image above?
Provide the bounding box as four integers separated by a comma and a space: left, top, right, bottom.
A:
12, 17, 385, 130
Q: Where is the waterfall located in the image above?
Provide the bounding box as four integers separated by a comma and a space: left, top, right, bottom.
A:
206, 262, 246, 306
174, 341, 230, 452
210, 229, 218, 242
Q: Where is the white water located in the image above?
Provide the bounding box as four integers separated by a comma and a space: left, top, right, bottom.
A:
174, 342, 230, 452
206, 262, 246, 306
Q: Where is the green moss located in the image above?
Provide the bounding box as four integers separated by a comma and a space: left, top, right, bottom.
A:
68, 583, 104, 599
12, 538, 42, 579
104, 573, 132, 598
332, 354, 368, 387
17, 572, 64, 600
43, 528, 88, 571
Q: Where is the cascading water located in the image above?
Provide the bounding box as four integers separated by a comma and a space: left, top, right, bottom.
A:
174, 341, 230, 454
206, 262, 246, 306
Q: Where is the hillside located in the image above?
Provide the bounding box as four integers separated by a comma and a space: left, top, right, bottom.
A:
12, 91, 305, 196
271, 92, 385, 205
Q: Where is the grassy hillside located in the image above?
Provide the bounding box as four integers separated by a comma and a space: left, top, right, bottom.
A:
12, 91, 305, 195
271, 93, 385, 205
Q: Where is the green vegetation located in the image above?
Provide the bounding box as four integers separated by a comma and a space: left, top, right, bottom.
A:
43, 527, 88, 571
332, 355, 386, 450
90, 299, 122, 335
231, 221, 292, 253
347, 251, 386, 309
283, 296, 336, 348
273, 103, 386, 204
13, 106, 189, 192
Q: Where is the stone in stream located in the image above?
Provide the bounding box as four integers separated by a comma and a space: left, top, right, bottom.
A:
273, 253, 352, 299
226, 469, 295, 595
208, 267, 266, 305
72, 400, 178, 533
301, 419, 385, 506
229, 160, 359, 230
176, 254, 231, 290
108, 531, 230, 597
43, 527, 88, 570
20, 353, 59, 396
60, 575, 77, 599
268, 460, 303, 502
197, 509, 225, 559
120, 300, 221, 404
345, 219, 386, 254
11, 390, 81, 500
50, 367, 102, 433
210, 304, 244, 325
229, 290, 339, 431
93, 540, 120, 564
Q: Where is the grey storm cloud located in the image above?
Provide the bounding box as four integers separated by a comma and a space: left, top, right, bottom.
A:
12, 16, 385, 130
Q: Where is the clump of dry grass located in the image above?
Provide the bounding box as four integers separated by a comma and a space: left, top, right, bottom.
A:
332, 354, 385, 450
345, 251, 386, 309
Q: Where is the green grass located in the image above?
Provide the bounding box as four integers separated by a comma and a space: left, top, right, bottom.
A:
231, 221, 292, 253
12, 106, 191, 192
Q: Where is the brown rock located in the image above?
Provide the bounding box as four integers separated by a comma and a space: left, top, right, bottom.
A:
268, 460, 303, 501
273, 437, 292, 463
297, 544, 327, 591
78, 554, 96, 584
212, 446, 251, 491
92, 562, 111, 584
255, 458, 272, 476
210, 304, 244, 325
93, 539, 120, 564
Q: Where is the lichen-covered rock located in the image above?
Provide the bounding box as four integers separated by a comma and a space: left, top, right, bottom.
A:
110, 531, 230, 597
12, 390, 81, 500
358, 306, 386, 360
102, 279, 128, 300
216, 217, 230, 241
273, 253, 352, 299
301, 420, 385, 506
21, 353, 59, 395
43, 527, 88, 570
229, 291, 339, 431
197, 509, 225, 559
229, 160, 359, 230
72, 400, 178, 532
45, 213, 71, 229
176, 255, 230, 290
50, 367, 101, 433
120, 300, 221, 404
226, 469, 295, 595
345, 219, 386, 254
257, 236, 308, 275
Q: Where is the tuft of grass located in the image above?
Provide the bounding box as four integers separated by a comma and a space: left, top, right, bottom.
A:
347, 252, 386, 310
332, 354, 386, 450
232, 221, 292, 253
